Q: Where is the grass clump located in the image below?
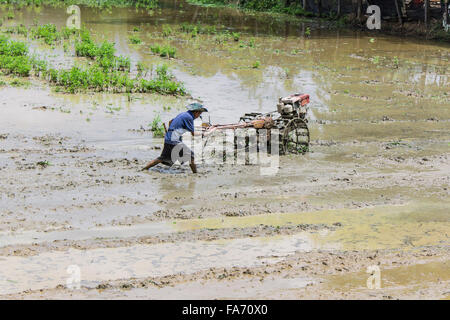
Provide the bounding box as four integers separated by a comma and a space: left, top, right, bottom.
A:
149, 113, 165, 137
138, 64, 185, 95
32, 24, 60, 44
150, 44, 176, 58
4, 24, 29, 36
252, 60, 260, 68
0, 36, 32, 76
75, 30, 130, 72
37, 160, 51, 167
137, 61, 150, 77
162, 24, 173, 37
179, 23, 217, 36
46, 62, 185, 95
129, 35, 142, 44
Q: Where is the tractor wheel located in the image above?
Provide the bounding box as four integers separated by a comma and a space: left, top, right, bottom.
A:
281, 118, 310, 154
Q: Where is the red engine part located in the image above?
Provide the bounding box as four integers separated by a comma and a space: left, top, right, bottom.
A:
281, 93, 310, 106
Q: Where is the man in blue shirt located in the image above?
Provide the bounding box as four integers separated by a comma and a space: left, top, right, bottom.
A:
142, 103, 216, 173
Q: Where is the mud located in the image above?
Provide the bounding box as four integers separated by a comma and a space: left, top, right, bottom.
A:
0, 0, 449, 299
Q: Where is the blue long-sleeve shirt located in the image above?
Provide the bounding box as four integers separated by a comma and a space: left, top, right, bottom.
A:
164, 111, 195, 145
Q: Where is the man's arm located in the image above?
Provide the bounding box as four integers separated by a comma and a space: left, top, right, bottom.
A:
191, 126, 217, 136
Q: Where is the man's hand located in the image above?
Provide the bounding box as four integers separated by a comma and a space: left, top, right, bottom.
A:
204, 126, 217, 136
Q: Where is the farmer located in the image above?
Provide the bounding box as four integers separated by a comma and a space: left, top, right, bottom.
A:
142, 103, 216, 173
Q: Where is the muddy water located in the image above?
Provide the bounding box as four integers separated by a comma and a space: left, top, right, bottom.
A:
0, 0, 449, 298
0, 233, 324, 294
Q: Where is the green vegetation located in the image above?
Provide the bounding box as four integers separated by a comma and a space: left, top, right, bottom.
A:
32, 24, 61, 44
0, 35, 33, 76
305, 26, 311, 37
252, 60, 260, 68
392, 56, 399, 68
188, 0, 314, 17
0, 0, 160, 10
0, 28, 186, 95
4, 25, 28, 36
371, 56, 380, 65
138, 64, 185, 95
149, 113, 165, 137
136, 61, 150, 77
129, 35, 142, 44
37, 160, 51, 167
180, 23, 217, 36
150, 44, 176, 58
162, 25, 173, 37
385, 140, 411, 149
239, 38, 256, 48
9, 78, 29, 86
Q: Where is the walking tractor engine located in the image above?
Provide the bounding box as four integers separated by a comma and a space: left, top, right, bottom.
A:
203, 92, 311, 156
277, 93, 309, 120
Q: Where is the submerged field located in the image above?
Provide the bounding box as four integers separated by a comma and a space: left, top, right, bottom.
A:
0, 0, 449, 299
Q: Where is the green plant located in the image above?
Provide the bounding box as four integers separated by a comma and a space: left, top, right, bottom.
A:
305, 27, 311, 37
137, 61, 150, 76
162, 24, 172, 37
393, 56, 399, 68
0, 36, 32, 76
37, 160, 51, 167
252, 60, 260, 68
61, 26, 78, 39
9, 78, 28, 86
32, 24, 61, 44
0, 30, 185, 95
129, 35, 142, 44
149, 113, 165, 137
372, 56, 380, 64
150, 44, 176, 58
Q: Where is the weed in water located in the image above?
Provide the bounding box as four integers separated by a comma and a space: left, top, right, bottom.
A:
252, 60, 260, 69
37, 160, 51, 167
32, 24, 60, 44
305, 27, 311, 37
150, 44, 176, 58
9, 78, 28, 87
393, 56, 399, 68
371, 56, 380, 64
149, 113, 165, 137
162, 24, 173, 37
129, 35, 142, 44
137, 61, 150, 77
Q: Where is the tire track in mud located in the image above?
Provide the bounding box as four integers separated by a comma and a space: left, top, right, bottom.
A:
0, 223, 339, 257
2, 246, 448, 300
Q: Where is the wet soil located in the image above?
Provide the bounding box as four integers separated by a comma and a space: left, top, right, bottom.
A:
0, 0, 449, 299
